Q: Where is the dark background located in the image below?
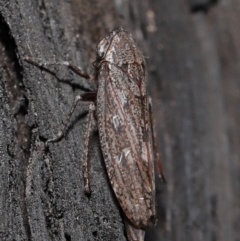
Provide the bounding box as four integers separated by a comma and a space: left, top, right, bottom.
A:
0, 0, 239, 241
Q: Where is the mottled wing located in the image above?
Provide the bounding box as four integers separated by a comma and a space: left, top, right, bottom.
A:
97, 62, 156, 228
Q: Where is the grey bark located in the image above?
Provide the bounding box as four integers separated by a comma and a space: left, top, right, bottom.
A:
0, 1, 239, 241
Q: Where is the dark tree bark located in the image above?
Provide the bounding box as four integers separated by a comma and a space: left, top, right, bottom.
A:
0, 1, 239, 241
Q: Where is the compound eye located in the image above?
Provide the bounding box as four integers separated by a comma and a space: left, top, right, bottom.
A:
97, 49, 104, 59
96, 38, 110, 59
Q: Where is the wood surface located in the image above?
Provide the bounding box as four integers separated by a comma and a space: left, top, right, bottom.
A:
0, 0, 238, 240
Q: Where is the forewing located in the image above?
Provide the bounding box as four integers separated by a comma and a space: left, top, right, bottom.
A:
97, 63, 156, 228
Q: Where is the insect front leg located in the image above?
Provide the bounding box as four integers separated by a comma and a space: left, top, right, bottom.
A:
23, 57, 97, 80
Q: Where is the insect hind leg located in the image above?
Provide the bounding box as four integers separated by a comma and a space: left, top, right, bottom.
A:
124, 218, 145, 241
24, 56, 97, 194
81, 102, 96, 195
45, 93, 96, 195
148, 97, 165, 182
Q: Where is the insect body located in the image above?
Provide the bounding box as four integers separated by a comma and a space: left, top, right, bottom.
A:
95, 29, 161, 240
96, 29, 157, 240
24, 28, 163, 241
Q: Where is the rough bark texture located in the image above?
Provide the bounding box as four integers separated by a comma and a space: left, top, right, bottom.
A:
0, 0, 239, 241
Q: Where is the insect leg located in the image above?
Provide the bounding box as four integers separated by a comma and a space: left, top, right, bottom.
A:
24, 56, 97, 193
42, 91, 96, 194
45, 92, 97, 147
82, 102, 95, 195
148, 97, 165, 182
23, 57, 97, 81
124, 218, 145, 241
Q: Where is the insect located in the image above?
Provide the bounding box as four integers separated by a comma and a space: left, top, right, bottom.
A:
24, 27, 164, 241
